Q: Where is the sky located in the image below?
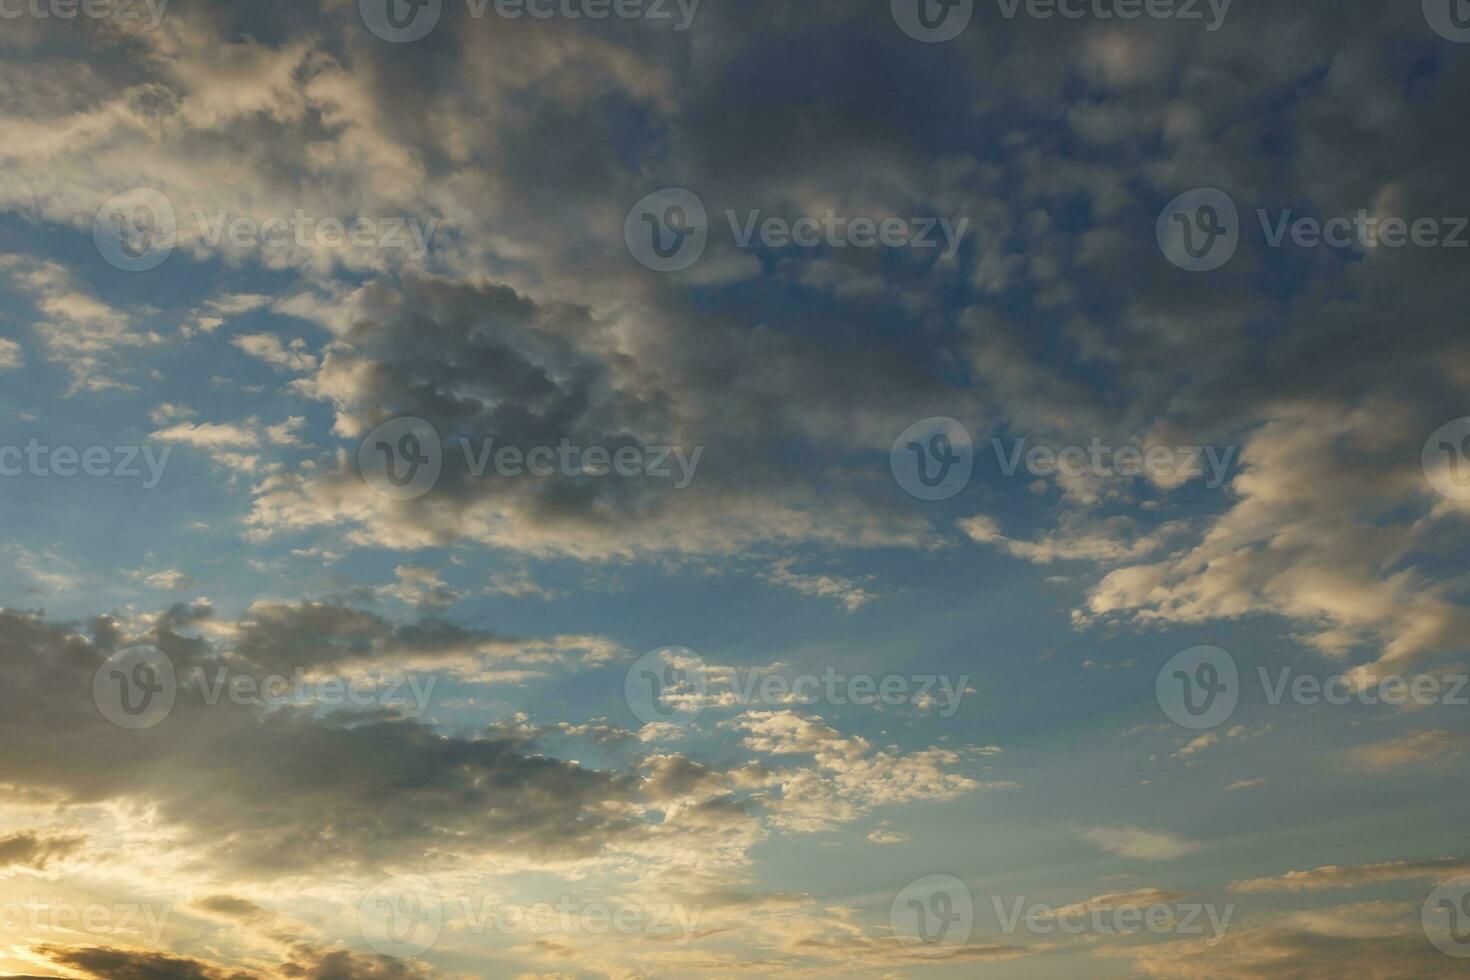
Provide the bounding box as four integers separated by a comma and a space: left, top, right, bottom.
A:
1, 0, 1470, 977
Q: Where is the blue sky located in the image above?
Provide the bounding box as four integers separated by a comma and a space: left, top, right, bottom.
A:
1, 1, 1469, 977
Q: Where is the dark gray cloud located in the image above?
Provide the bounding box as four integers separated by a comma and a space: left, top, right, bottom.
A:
0, 608, 641, 873
0, 831, 84, 870
30, 943, 433, 980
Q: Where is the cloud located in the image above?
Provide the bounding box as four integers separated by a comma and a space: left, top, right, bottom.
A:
0, 831, 84, 870
0, 337, 22, 370
1346, 730, 1470, 771
33, 943, 435, 980
730, 710, 997, 832
757, 558, 879, 612
1079, 406, 1470, 678
0, 607, 643, 875
129, 569, 198, 591
230, 333, 318, 373
1231, 856, 1470, 894
375, 565, 465, 610
1077, 827, 1199, 861
0, 254, 159, 393
1110, 916, 1444, 979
